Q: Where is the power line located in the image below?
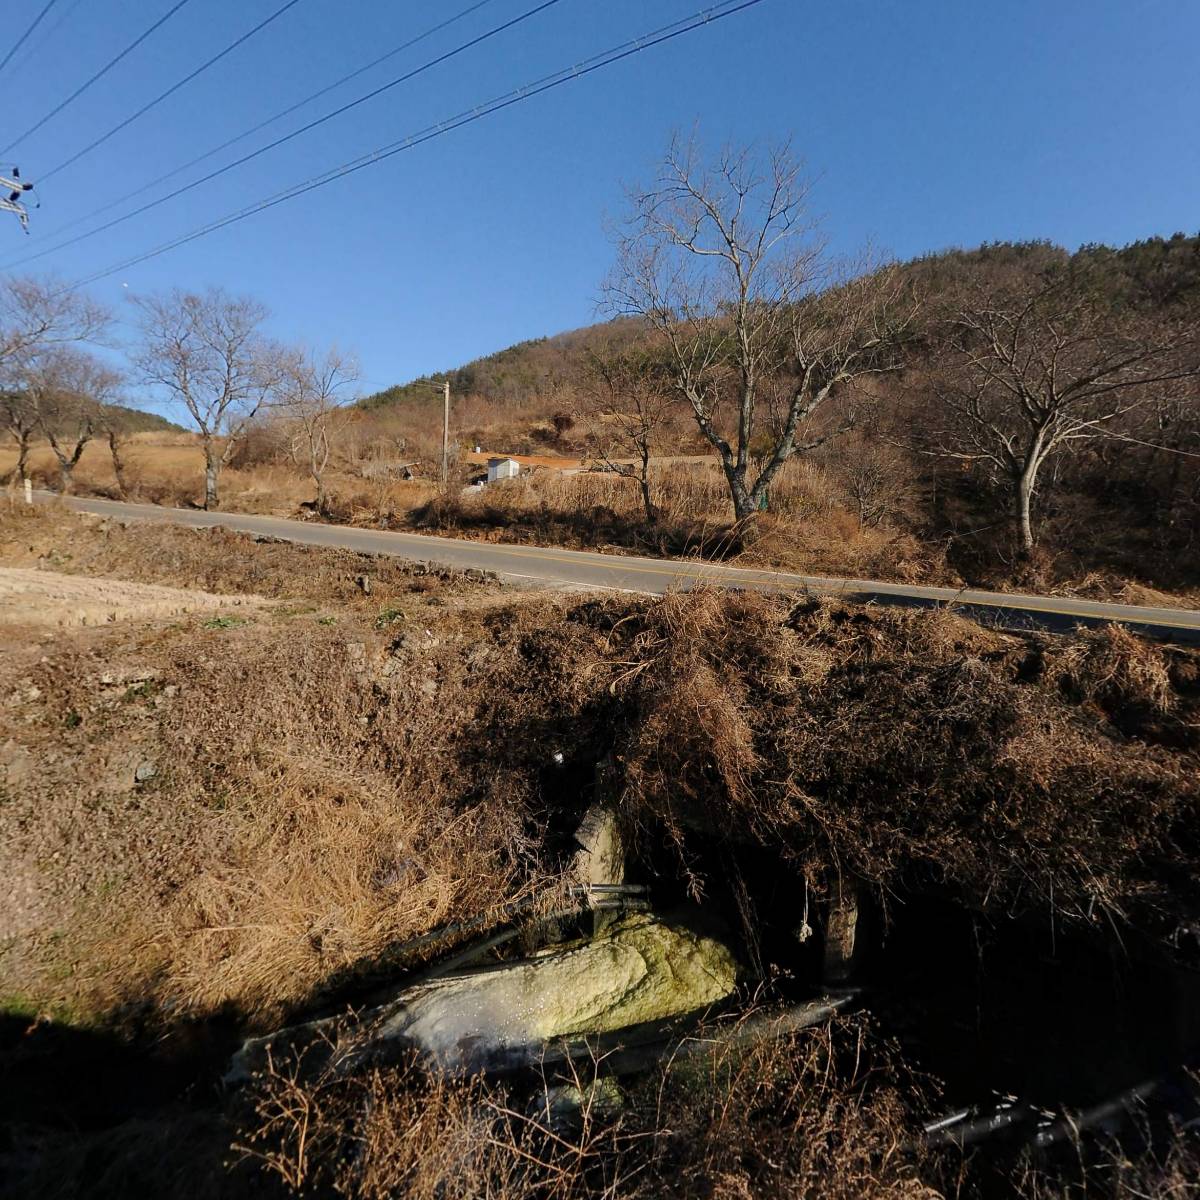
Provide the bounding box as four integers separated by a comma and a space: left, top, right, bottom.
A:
0, 0, 193, 157
0, 0, 60, 75
4, 0, 564, 269
41, 0, 307, 182
7, 0, 87, 76
19, 0, 498, 244
62, 0, 769, 294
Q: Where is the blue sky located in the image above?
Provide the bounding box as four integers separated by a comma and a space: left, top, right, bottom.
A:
2, 0, 1198, 400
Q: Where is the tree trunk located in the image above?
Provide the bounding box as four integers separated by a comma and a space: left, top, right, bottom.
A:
204, 441, 220, 510
727, 465, 756, 521
638, 443, 657, 525
58, 460, 74, 496
15, 430, 31, 482
1015, 464, 1037, 554
108, 432, 128, 498
639, 475, 657, 526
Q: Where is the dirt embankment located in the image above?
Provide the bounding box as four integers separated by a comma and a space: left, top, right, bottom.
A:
2, 504, 1198, 1199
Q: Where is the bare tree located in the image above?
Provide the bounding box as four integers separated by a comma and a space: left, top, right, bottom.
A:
605, 135, 917, 521
133, 288, 284, 509
96, 409, 132, 498
830, 437, 910, 531
926, 277, 1200, 552
581, 339, 678, 525
1, 388, 37, 484
24, 348, 121, 494
0, 277, 109, 487
0, 276, 109, 374
276, 347, 359, 513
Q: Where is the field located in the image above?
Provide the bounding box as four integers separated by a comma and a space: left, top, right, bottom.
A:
2, 501, 1198, 1197
0, 433, 441, 518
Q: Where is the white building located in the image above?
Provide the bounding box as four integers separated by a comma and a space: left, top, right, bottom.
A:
487, 457, 521, 483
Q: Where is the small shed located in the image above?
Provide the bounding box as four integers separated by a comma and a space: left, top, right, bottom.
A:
487, 457, 521, 483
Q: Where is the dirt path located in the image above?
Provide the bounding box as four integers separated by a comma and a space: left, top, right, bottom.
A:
0, 567, 266, 627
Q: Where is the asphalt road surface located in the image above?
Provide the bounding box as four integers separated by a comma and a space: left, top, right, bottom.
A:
37, 493, 1200, 645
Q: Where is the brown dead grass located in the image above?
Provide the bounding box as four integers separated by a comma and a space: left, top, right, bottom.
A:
0, 437, 436, 522
237, 1016, 937, 1200
595, 589, 1200, 936
0, 501, 488, 607
1, 599, 592, 1025
1051, 622, 1178, 717
0, 507, 583, 1025
5, 507, 1199, 1026
3, 509, 1200, 1198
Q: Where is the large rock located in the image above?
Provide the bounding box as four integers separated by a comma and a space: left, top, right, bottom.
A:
230, 914, 738, 1081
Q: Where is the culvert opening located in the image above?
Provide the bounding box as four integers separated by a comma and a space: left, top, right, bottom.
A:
571, 787, 1200, 1151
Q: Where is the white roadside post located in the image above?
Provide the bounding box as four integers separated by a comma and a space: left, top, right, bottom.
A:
24, 478, 33, 505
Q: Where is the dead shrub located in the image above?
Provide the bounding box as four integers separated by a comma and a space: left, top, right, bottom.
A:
1011, 1128, 1200, 1199
1050, 623, 1177, 718
613, 590, 806, 894
236, 1016, 936, 1200
595, 589, 1200, 936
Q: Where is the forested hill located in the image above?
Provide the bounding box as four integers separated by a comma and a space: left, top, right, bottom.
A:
360, 233, 1200, 413
102, 404, 183, 434
358, 318, 645, 414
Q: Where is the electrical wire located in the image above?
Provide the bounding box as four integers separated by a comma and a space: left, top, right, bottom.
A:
40, 0, 308, 182
0, 0, 193, 156
6, 0, 86, 76
3, 0, 564, 269
61, 0, 769, 294
13, 0, 499, 244
0, 0, 60, 76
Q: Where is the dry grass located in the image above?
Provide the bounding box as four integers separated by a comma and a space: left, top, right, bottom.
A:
0, 501, 486, 605
0, 436, 436, 522
593, 588, 1200, 934
0, 506, 583, 1026
3, 509, 1199, 1198
1051, 622, 1178, 718
0, 602, 586, 1025
1013, 1135, 1200, 1200
409, 460, 954, 585
236, 1015, 937, 1200
3, 433, 958, 587
5, 508, 1198, 1023
118, 626, 544, 1021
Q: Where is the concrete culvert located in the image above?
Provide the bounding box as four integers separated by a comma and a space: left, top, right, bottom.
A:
228, 913, 739, 1083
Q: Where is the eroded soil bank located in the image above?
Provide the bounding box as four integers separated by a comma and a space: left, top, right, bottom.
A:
2, 505, 1198, 1199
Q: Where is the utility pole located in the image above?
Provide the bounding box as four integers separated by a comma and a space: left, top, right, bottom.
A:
441, 378, 450, 486
416, 377, 452, 485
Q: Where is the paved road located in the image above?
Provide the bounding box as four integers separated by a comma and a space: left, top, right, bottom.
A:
39, 493, 1200, 644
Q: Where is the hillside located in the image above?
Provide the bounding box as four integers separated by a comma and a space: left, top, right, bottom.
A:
100, 403, 184, 435
359, 318, 646, 418
361, 234, 1200, 415
10, 236, 1195, 603
348, 234, 1200, 598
